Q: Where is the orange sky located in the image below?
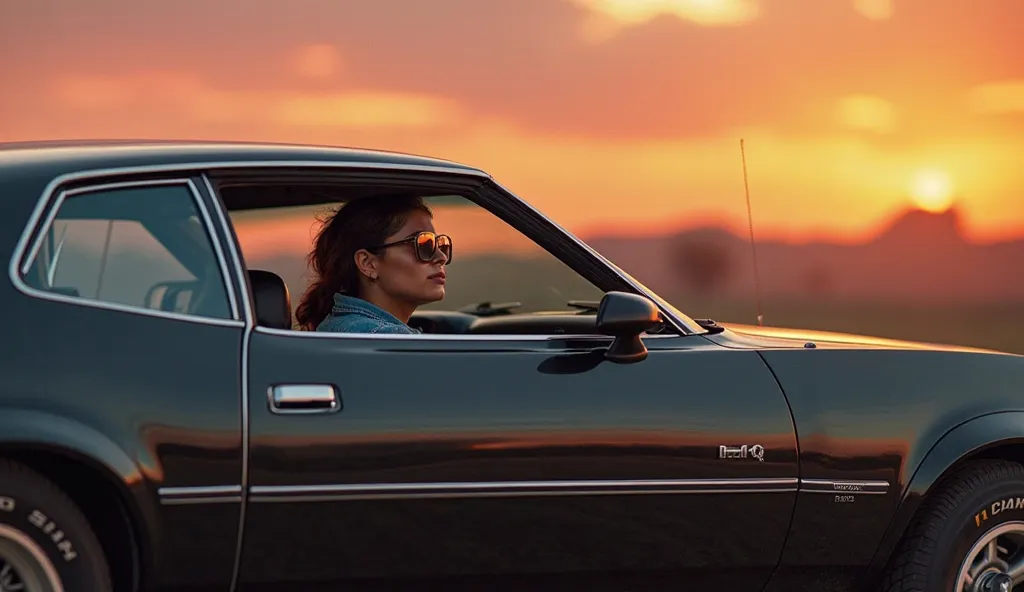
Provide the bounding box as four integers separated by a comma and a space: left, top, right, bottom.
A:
3, 0, 1024, 242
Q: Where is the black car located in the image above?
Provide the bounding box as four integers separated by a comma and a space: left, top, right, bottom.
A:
1, 140, 1023, 592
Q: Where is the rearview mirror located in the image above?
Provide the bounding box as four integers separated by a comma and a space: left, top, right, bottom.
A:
595, 291, 662, 364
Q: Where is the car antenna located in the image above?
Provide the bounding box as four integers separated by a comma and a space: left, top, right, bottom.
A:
740, 138, 764, 326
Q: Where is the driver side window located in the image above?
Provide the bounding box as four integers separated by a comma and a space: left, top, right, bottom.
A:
228, 194, 607, 334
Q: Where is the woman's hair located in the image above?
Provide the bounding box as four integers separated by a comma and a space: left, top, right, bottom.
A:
295, 193, 432, 330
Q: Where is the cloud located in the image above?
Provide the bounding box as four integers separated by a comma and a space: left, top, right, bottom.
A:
837, 94, 896, 133
52, 76, 139, 110
967, 80, 1024, 115
573, 0, 760, 33
852, 0, 894, 20
292, 43, 344, 80
51, 72, 464, 129
277, 92, 462, 128
3, 0, 1024, 142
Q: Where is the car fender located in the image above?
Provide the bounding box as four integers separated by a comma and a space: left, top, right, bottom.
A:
868, 410, 1024, 577
0, 406, 158, 570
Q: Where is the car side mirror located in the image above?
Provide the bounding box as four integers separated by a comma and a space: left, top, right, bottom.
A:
595, 291, 662, 364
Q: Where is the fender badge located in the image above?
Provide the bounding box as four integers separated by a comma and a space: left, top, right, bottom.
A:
719, 444, 765, 462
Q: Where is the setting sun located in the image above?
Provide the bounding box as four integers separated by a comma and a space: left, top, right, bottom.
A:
910, 169, 955, 213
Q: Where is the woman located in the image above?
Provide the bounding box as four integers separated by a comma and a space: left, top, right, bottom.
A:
295, 193, 452, 334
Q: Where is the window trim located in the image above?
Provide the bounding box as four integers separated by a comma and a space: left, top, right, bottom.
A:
10, 177, 243, 327
199, 175, 256, 325
203, 172, 692, 340
251, 325, 681, 342
8, 160, 703, 337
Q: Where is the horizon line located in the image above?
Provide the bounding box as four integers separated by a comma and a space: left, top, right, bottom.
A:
578, 204, 1024, 246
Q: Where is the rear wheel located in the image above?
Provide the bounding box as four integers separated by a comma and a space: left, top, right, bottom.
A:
880, 459, 1024, 592
0, 460, 112, 591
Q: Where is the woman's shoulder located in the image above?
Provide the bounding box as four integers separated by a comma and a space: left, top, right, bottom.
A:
315, 293, 420, 335
316, 311, 417, 335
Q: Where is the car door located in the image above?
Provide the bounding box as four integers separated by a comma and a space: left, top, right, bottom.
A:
237, 331, 796, 591
9, 174, 247, 591
222, 182, 799, 591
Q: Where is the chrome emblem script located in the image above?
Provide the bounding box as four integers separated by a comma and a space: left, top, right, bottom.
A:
719, 444, 765, 462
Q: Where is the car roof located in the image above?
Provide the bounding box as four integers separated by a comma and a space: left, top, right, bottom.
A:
0, 139, 488, 181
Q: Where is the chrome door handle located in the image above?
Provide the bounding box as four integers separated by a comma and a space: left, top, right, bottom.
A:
268, 384, 341, 414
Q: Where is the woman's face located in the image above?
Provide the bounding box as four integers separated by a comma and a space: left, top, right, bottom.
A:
373, 209, 448, 306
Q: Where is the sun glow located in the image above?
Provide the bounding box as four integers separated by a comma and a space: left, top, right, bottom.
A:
577, 0, 760, 26
910, 169, 955, 213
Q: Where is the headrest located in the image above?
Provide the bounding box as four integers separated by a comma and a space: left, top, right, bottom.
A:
248, 270, 292, 329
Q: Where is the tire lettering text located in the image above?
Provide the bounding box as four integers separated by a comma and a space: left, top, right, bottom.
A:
991, 497, 1024, 518
57, 540, 77, 562
0, 497, 13, 512
27, 510, 77, 563
974, 497, 1024, 526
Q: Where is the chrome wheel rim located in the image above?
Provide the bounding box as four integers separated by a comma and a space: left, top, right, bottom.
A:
0, 525, 63, 592
957, 521, 1024, 591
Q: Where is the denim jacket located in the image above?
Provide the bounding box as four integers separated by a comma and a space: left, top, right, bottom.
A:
315, 293, 420, 335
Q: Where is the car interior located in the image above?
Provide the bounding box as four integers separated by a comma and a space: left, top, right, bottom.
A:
248, 268, 293, 330
214, 176, 670, 337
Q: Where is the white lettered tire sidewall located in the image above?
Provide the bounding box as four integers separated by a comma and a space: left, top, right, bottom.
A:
0, 461, 111, 591
937, 477, 1024, 586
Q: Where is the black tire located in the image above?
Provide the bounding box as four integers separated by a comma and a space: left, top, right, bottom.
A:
0, 459, 112, 591
879, 459, 1024, 592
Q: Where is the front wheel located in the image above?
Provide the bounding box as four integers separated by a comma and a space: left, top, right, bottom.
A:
0, 460, 112, 591
880, 459, 1024, 592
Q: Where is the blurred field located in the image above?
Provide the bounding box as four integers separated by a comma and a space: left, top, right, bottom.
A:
673, 296, 1024, 355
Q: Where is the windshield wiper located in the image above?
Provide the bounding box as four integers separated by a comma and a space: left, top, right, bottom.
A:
459, 301, 522, 317
566, 300, 601, 313
694, 318, 726, 334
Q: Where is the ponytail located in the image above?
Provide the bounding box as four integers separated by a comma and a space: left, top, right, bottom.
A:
295, 280, 337, 331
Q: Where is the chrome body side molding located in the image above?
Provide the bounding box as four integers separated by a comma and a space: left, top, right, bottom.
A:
156, 478, 890, 504
157, 485, 244, 506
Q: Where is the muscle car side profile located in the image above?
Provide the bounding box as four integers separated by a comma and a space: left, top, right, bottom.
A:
2, 140, 1024, 592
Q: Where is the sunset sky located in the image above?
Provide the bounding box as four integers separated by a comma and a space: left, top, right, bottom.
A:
3, 0, 1024, 243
